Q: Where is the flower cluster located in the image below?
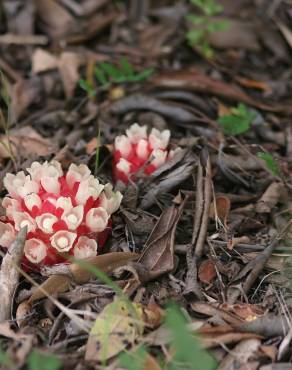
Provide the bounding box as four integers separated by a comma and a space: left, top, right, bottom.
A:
0, 162, 122, 266
113, 123, 180, 183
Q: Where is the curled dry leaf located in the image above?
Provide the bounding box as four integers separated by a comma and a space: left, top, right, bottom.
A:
256, 182, 284, 214
198, 259, 216, 284
211, 195, 231, 227
140, 150, 196, 209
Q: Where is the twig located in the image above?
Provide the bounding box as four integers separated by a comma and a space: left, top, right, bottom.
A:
183, 148, 212, 299
227, 220, 292, 304
0, 227, 27, 322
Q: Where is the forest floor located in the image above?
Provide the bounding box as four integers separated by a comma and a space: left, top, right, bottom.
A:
0, 1, 292, 369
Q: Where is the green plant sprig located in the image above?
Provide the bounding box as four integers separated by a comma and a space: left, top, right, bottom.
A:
186, 0, 229, 58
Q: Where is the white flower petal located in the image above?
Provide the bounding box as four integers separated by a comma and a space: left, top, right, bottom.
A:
136, 139, 148, 160
116, 158, 131, 176
36, 213, 58, 233
17, 178, 39, 198
14, 212, 36, 233
2, 197, 21, 219
62, 205, 84, 230
150, 149, 167, 168
114, 135, 132, 157
99, 184, 122, 215
149, 128, 170, 150
41, 176, 60, 194
0, 222, 16, 248
56, 197, 73, 212
24, 238, 47, 263
73, 236, 97, 259
75, 176, 104, 205
24, 193, 42, 211
126, 123, 147, 144
66, 163, 91, 189
50, 230, 77, 252
86, 207, 109, 232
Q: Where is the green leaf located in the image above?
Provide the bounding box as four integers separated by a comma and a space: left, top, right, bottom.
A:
28, 351, 61, 370
99, 62, 123, 81
119, 346, 147, 370
218, 103, 256, 135
165, 304, 217, 370
257, 152, 281, 177
94, 66, 108, 86
120, 57, 134, 77
131, 68, 154, 82
79, 78, 96, 96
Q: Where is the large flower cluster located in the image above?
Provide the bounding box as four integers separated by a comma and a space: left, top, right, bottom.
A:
113, 123, 180, 183
0, 162, 122, 266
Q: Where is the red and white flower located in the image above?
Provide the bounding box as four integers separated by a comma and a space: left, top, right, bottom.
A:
0, 161, 122, 266
113, 123, 180, 183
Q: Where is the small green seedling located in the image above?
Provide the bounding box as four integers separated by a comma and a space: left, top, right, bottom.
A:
165, 304, 217, 370
218, 103, 256, 135
186, 0, 229, 58
27, 351, 61, 370
257, 152, 281, 177
79, 58, 154, 96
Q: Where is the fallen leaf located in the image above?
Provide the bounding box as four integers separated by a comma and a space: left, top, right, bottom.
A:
26, 252, 139, 304
85, 298, 144, 362
32, 48, 58, 74
255, 182, 284, 214
198, 259, 216, 284
210, 195, 231, 227
58, 52, 81, 99
11, 78, 42, 121
0, 126, 54, 159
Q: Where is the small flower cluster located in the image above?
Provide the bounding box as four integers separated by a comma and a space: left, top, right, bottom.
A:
0, 162, 122, 265
113, 123, 180, 183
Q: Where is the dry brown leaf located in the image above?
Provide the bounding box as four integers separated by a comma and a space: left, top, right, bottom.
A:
210, 195, 231, 227
11, 78, 42, 121
198, 259, 216, 284
138, 194, 188, 279
32, 48, 58, 74
58, 52, 81, 99
142, 354, 162, 370
256, 182, 284, 214
35, 0, 74, 39
0, 126, 54, 159
27, 252, 139, 304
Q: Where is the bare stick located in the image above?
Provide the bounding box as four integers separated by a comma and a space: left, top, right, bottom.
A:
0, 227, 27, 322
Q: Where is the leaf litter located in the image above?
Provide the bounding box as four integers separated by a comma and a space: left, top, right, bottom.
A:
0, 0, 291, 369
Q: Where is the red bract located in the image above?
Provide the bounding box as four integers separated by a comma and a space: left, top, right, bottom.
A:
113, 123, 181, 183
0, 162, 122, 267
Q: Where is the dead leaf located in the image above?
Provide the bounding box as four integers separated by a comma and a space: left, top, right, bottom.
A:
58, 52, 81, 99
256, 182, 284, 214
0, 126, 54, 159
32, 48, 58, 74
198, 259, 216, 284
27, 252, 139, 304
11, 78, 42, 121
138, 194, 188, 280
35, 0, 74, 39
151, 69, 292, 114
210, 195, 231, 227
